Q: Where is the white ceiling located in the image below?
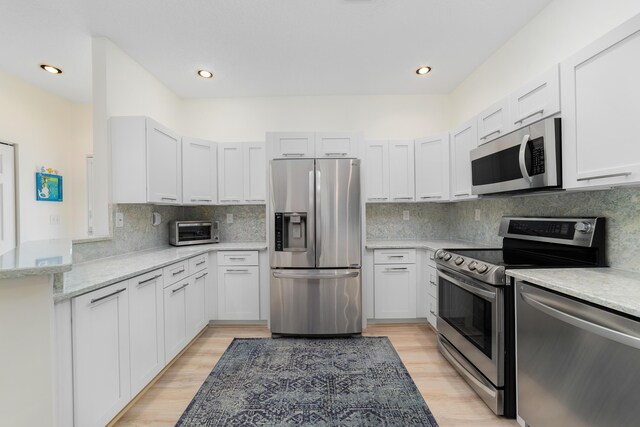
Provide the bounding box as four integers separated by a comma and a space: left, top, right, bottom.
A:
0, 0, 552, 103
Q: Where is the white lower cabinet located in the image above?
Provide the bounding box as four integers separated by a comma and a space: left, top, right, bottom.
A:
163, 278, 190, 362
218, 266, 260, 320
186, 271, 208, 339
72, 283, 131, 427
374, 261, 417, 319
129, 270, 165, 397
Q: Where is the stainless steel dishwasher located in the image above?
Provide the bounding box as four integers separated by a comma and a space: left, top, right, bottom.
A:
516, 281, 640, 427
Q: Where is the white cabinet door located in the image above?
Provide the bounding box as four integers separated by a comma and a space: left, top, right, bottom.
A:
315, 132, 360, 158
477, 99, 511, 145
128, 270, 164, 397
374, 264, 416, 319
562, 15, 640, 189
218, 143, 244, 204
388, 140, 415, 202
243, 142, 266, 204
73, 283, 130, 427
218, 266, 260, 320
427, 298, 438, 329
365, 140, 390, 202
415, 133, 450, 202
186, 271, 208, 340
268, 132, 315, 159
163, 279, 189, 362
147, 119, 181, 204
450, 119, 478, 201
509, 65, 560, 129
182, 137, 217, 205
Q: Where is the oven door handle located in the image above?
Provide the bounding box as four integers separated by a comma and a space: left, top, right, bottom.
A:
438, 270, 496, 300
519, 134, 533, 183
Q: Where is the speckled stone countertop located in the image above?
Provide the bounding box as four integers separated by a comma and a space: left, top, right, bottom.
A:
0, 239, 72, 279
54, 242, 267, 302
507, 268, 640, 318
365, 239, 490, 251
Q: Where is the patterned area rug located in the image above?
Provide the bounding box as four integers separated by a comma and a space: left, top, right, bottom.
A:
176, 337, 439, 426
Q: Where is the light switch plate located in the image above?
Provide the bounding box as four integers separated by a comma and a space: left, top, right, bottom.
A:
227, 213, 234, 224
115, 212, 124, 228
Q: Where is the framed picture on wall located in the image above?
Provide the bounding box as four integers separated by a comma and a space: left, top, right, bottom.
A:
36, 172, 63, 202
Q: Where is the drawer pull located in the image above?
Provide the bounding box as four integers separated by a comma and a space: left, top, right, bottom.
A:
577, 171, 632, 182
138, 274, 162, 286
229, 257, 247, 260
220, 199, 241, 203
161, 197, 177, 201
226, 269, 250, 273
385, 267, 408, 271
191, 198, 212, 202
171, 283, 189, 293
91, 288, 126, 304
245, 199, 265, 202
172, 268, 185, 276
514, 108, 544, 125
393, 197, 413, 200
282, 153, 305, 157
387, 255, 404, 258
195, 272, 208, 280
480, 129, 501, 140
368, 197, 388, 201
325, 152, 348, 156
196, 260, 206, 266
420, 196, 440, 199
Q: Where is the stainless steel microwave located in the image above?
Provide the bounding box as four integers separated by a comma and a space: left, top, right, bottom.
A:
470, 117, 562, 196
169, 220, 219, 246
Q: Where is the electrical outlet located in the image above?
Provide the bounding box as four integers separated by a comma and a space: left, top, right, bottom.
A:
475, 209, 481, 221
403, 210, 410, 221
115, 212, 124, 228
49, 215, 60, 225
227, 213, 234, 224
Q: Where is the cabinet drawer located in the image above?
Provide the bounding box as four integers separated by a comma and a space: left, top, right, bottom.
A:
374, 249, 416, 264
163, 261, 189, 287
189, 254, 209, 273
217, 251, 259, 266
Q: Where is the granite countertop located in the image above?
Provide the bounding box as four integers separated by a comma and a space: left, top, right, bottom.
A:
365, 239, 489, 251
0, 239, 73, 279
54, 242, 267, 302
507, 268, 640, 318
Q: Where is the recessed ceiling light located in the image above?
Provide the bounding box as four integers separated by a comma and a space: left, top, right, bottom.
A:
416, 66, 432, 75
197, 69, 214, 79
40, 64, 62, 75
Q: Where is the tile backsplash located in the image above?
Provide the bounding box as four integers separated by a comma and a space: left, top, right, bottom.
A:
366, 203, 450, 240
185, 205, 266, 242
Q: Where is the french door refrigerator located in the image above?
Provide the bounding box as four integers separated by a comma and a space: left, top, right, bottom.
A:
270, 158, 362, 335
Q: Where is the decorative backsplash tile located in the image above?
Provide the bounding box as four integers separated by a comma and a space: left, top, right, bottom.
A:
366, 203, 451, 240
185, 205, 267, 242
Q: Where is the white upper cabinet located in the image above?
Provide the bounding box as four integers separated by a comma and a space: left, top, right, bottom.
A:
388, 140, 415, 202
243, 142, 267, 204
477, 99, 511, 145
315, 132, 361, 158
268, 132, 315, 159
111, 116, 181, 205
508, 65, 560, 129
415, 133, 450, 202
182, 137, 217, 205
562, 14, 640, 189
450, 119, 478, 201
218, 142, 266, 204
364, 140, 390, 202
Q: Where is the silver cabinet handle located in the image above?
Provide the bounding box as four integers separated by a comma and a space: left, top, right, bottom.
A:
220, 199, 240, 202
282, 153, 305, 157
453, 192, 470, 197
367, 197, 388, 201
480, 129, 501, 140
228, 257, 246, 260
419, 196, 441, 199
196, 260, 206, 266
325, 152, 348, 156
272, 271, 359, 280
518, 134, 533, 183
429, 310, 436, 315
385, 267, 408, 271
138, 274, 162, 286
577, 171, 632, 182
191, 198, 212, 202
171, 283, 189, 293
91, 287, 126, 304
195, 272, 208, 280
161, 197, 177, 201
520, 292, 640, 350
387, 255, 405, 258
172, 268, 185, 276
245, 199, 265, 202
514, 108, 544, 125
438, 270, 496, 300
226, 269, 249, 273
393, 197, 413, 200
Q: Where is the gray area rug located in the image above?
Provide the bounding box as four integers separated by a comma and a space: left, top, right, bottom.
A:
176, 337, 439, 426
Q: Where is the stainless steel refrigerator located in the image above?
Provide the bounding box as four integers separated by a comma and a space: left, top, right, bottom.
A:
269, 158, 362, 335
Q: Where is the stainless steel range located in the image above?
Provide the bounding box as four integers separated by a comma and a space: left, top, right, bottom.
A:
435, 217, 606, 418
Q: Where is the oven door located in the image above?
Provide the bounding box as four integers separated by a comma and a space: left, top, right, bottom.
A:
437, 266, 503, 386
470, 117, 560, 195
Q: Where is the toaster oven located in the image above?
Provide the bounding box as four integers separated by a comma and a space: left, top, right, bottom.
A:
169, 220, 219, 246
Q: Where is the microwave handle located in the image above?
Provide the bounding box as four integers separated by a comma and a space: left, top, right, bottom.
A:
518, 134, 533, 183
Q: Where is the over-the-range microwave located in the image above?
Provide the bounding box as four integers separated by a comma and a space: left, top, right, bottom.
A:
470, 117, 562, 196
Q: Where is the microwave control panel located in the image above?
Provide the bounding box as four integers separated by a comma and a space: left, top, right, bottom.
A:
530, 137, 545, 175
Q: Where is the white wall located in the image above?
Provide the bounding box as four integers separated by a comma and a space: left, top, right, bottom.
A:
180, 95, 451, 141
451, 0, 640, 124
70, 103, 93, 238
0, 70, 83, 242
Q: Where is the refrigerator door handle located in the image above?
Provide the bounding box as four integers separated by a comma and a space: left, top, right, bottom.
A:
315, 166, 322, 265
272, 271, 359, 280
308, 168, 316, 265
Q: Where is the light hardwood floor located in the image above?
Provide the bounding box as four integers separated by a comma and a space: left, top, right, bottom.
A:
115, 324, 518, 427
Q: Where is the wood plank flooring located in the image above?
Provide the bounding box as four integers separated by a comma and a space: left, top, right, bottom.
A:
115, 324, 518, 427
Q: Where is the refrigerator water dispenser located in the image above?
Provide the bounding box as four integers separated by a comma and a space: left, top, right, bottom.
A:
274, 212, 307, 251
